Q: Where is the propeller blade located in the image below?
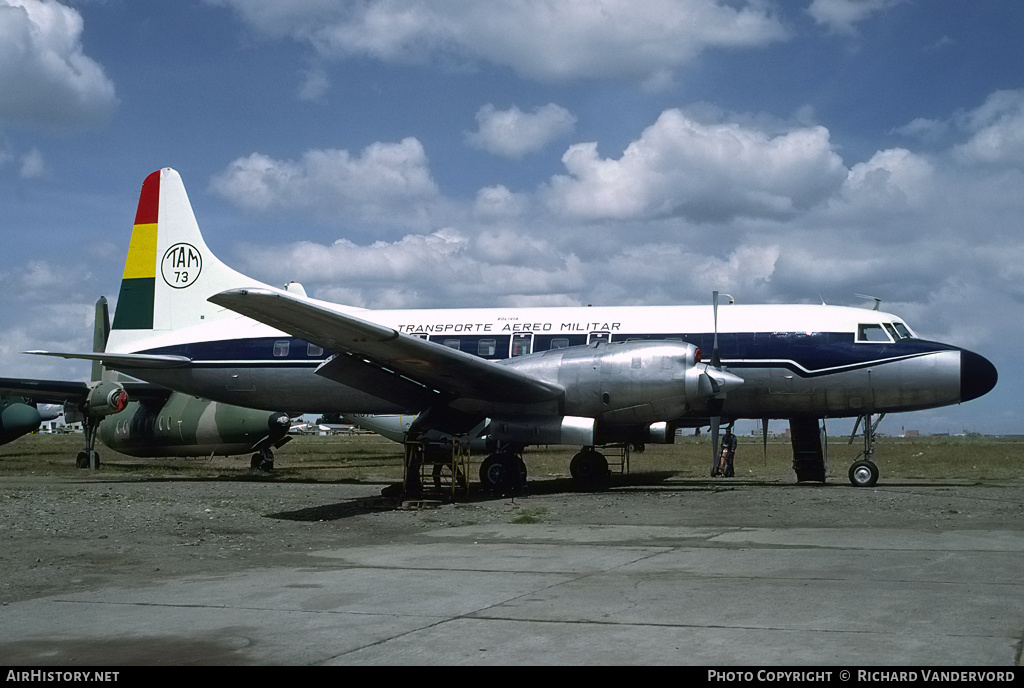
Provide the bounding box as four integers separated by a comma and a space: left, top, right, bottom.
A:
711, 291, 721, 368
762, 418, 769, 465
710, 414, 721, 476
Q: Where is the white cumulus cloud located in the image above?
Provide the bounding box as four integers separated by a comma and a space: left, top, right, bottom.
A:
544, 109, 848, 222
953, 89, 1024, 169
466, 103, 576, 159
841, 148, 934, 210
473, 185, 530, 218
0, 0, 117, 129
18, 147, 44, 179
210, 138, 441, 226
807, 0, 905, 37
210, 0, 789, 84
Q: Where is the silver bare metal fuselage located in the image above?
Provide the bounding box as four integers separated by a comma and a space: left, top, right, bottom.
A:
121, 334, 973, 422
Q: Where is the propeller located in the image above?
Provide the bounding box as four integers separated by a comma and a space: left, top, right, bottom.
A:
702, 291, 743, 475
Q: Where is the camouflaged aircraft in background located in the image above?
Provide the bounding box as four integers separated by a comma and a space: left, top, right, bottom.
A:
1, 297, 290, 470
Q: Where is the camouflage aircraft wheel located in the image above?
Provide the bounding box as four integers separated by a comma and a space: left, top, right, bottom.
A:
76, 450, 99, 469
251, 449, 274, 472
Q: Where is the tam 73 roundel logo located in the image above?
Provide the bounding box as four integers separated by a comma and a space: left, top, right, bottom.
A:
161, 243, 203, 288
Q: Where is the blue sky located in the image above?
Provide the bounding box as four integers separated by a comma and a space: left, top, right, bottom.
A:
1, 0, 1022, 436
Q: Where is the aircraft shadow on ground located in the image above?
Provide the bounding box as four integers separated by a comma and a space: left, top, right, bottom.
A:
262, 471, 773, 522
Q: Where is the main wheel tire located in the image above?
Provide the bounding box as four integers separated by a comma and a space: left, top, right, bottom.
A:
570, 450, 609, 490
258, 451, 274, 472
479, 453, 526, 493
848, 460, 879, 487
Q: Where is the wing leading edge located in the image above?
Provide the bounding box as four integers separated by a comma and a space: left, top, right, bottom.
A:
0, 377, 171, 405
208, 288, 564, 406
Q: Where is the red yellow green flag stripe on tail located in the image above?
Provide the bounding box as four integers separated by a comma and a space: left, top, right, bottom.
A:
112, 171, 160, 330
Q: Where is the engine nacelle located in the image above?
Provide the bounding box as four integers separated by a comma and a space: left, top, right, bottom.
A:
487, 415, 595, 446
84, 381, 129, 417
646, 421, 674, 444
502, 340, 735, 426
0, 399, 43, 445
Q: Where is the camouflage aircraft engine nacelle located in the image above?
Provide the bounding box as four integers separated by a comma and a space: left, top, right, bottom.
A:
84, 381, 129, 417
0, 398, 43, 445
97, 395, 291, 465
500, 340, 742, 426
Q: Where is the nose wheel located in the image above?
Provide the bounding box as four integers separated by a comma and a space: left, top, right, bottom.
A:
848, 460, 878, 487
847, 413, 884, 487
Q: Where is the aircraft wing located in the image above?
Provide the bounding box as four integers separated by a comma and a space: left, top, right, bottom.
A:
0, 377, 171, 405
209, 288, 564, 405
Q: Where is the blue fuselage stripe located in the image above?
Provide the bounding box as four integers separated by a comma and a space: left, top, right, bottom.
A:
139, 332, 957, 377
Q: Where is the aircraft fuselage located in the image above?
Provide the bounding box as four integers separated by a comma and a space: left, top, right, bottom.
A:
107, 302, 994, 423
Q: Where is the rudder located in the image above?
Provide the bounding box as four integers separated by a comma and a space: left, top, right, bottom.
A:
107, 168, 272, 350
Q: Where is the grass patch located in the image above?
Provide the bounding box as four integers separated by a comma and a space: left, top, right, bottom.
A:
2, 432, 1023, 483
511, 507, 547, 524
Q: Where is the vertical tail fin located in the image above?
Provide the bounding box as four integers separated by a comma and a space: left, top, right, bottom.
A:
106, 168, 273, 352
91, 296, 111, 382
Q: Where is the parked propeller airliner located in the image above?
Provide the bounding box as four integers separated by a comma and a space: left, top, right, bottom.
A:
30, 169, 997, 489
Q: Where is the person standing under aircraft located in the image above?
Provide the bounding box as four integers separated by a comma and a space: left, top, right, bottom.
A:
714, 427, 737, 477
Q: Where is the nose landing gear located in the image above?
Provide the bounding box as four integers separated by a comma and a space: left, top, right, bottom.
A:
847, 413, 884, 487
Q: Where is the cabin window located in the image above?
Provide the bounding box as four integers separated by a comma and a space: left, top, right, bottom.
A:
856, 324, 891, 343
550, 338, 569, 350
442, 339, 460, 350
477, 339, 496, 356
511, 334, 533, 356
273, 340, 290, 356
307, 342, 323, 357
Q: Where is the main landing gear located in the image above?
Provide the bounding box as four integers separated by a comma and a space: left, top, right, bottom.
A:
569, 448, 610, 490
250, 448, 275, 472
479, 449, 527, 495
75, 416, 101, 469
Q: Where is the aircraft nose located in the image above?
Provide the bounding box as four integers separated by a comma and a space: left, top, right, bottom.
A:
960, 349, 998, 402
268, 412, 291, 435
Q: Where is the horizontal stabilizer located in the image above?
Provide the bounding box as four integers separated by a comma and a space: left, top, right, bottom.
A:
25, 351, 192, 369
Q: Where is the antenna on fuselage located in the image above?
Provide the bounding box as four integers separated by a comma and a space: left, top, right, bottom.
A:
855, 293, 882, 311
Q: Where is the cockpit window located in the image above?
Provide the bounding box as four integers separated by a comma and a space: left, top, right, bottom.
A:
892, 322, 914, 339
883, 323, 900, 340
857, 324, 892, 343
